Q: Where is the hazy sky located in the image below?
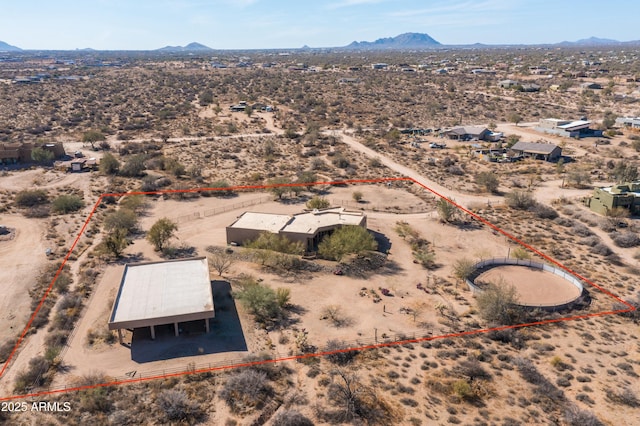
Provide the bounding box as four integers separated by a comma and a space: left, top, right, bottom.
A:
1, 0, 637, 50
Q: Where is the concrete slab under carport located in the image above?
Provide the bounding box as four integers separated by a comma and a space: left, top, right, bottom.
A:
129, 281, 248, 363
108, 257, 215, 343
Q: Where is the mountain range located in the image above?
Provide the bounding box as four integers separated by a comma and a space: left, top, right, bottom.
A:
155, 42, 212, 52
345, 32, 441, 49
1, 34, 640, 52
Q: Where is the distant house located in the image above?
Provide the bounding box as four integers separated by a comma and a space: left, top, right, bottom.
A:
521, 83, 541, 92
0, 141, 64, 165
510, 141, 562, 162
442, 126, 501, 142
586, 182, 640, 215
536, 118, 603, 138
471, 69, 496, 75
56, 157, 98, 173
498, 79, 519, 89
338, 78, 360, 84
371, 63, 388, 70
580, 82, 602, 90
229, 101, 248, 112
616, 116, 640, 130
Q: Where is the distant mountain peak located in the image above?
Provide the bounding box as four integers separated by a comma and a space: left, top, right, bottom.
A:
0, 40, 22, 52
558, 36, 622, 46
345, 32, 441, 50
156, 42, 212, 52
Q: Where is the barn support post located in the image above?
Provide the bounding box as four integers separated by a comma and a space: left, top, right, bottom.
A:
117, 329, 123, 344
150, 325, 156, 340
205, 318, 210, 333
174, 322, 179, 337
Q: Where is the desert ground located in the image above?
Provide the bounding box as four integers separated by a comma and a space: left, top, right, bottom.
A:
1, 47, 639, 425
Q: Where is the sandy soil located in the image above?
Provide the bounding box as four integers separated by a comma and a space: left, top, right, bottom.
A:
0, 215, 48, 344
52, 183, 518, 385
476, 265, 582, 306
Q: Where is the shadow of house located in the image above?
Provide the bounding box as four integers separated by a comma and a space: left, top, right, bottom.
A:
131, 281, 247, 363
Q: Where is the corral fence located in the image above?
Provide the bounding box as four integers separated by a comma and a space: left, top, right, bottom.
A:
174, 195, 272, 224
466, 257, 585, 311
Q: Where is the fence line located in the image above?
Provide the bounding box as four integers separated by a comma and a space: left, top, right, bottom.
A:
174, 195, 272, 224
330, 199, 433, 214
45, 326, 462, 394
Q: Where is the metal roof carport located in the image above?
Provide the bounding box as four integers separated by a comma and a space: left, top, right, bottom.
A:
108, 257, 214, 344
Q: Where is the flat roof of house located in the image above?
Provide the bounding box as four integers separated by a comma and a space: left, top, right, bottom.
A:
283, 208, 365, 234
108, 257, 214, 330
229, 212, 292, 233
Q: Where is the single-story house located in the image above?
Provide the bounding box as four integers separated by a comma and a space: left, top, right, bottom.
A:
510, 141, 562, 161
498, 79, 519, 89
442, 126, 501, 142
108, 257, 214, 344
229, 101, 248, 112
535, 118, 602, 138
226, 207, 367, 252
0, 141, 65, 165
521, 83, 541, 92
580, 82, 602, 90
616, 117, 640, 130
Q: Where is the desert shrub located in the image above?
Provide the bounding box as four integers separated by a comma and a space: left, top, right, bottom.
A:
306, 196, 330, 210
612, 232, 640, 248
14, 189, 48, 207
14, 356, 50, 392
475, 280, 524, 325
99, 152, 120, 175
452, 258, 475, 282
447, 165, 465, 176
318, 225, 377, 261
220, 369, 271, 413
246, 232, 304, 255
590, 243, 613, 256
530, 203, 558, 219
0, 338, 17, 363
79, 387, 113, 414
332, 155, 350, 168
52, 194, 84, 214
454, 358, 491, 381
119, 154, 147, 177
156, 389, 203, 422
272, 410, 314, 426
476, 171, 499, 193
564, 405, 603, 426
320, 305, 351, 328
580, 236, 600, 247
104, 209, 138, 234
235, 281, 284, 325
505, 190, 536, 210
325, 339, 358, 365
437, 198, 458, 223
606, 387, 640, 407
571, 223, 593, 237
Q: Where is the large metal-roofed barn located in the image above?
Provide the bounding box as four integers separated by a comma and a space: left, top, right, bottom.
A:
108, 257, 214, 344
226, 207, 367, 251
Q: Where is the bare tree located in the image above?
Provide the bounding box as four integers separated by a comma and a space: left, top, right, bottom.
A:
208, 252, 234, 276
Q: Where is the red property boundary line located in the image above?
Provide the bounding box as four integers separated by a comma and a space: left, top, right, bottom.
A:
0, 177, 635, 401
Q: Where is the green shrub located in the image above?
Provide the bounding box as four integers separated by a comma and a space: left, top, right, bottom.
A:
14, 189, 48, 207
52, 194, 84, 214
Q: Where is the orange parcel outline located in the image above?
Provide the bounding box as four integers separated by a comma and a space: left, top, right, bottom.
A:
0, 177, 635, 401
